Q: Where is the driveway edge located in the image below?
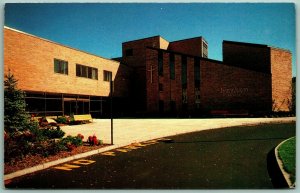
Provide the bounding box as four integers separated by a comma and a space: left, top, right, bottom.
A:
274, 137, 295, 188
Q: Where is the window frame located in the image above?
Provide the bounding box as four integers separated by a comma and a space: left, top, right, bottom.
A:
103, 70, 112, 82
76, 64, 98, 80
54, 58, 68, 75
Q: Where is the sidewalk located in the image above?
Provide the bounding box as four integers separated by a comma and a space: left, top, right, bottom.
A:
62, 117, 296, 145
4, 117, 296, 181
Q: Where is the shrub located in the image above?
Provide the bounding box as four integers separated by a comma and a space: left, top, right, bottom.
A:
41, 127, 65, 139
55, 116, 68, 124
60, 135, 83, 151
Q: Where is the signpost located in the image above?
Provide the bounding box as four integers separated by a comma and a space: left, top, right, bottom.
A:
110, 80, 113, 145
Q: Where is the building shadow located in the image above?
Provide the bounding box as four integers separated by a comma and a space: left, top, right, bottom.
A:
266, 147, 289, 188
167, 137, 288, 144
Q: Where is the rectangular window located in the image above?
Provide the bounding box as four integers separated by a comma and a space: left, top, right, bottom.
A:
181, 56, 187, 89
159, 83, 163, 92
103, 70, 112, 82
158, 50, 163, 76
125, 49, 133, 56
194, 57, 200, 88
169, 53, 175, 80
76, 64, 98, 80
54, 59, 68, 75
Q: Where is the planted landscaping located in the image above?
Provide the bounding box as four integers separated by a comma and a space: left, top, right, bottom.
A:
4, 72, 106, 174
278, 136, 296, 185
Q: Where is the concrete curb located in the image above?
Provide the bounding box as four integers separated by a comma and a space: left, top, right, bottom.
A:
274, 137, 295, 188
4, 118, 295, 181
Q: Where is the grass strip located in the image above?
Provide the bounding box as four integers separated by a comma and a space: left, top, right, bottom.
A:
278, 136, 296, 184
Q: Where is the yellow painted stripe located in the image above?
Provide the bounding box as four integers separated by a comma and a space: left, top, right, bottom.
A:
54, 164, 81, 171
101, 151, 116, 156
116, 148, 130, 152
132, 142, 148, 147
73, 159, 96, 165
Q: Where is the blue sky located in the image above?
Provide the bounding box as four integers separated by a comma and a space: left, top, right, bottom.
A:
4, 3, 296, 76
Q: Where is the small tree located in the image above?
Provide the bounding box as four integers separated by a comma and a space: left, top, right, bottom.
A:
4, 71, 30, 137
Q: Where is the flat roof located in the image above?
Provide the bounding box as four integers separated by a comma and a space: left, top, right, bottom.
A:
170, 36, 207, 44
4, 26, 120, 64
223, 40, 268, 48
223, 40, 291, 53
122, 35, 162, 44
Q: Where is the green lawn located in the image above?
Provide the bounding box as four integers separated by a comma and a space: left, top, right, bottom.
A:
278, 136, 296, 185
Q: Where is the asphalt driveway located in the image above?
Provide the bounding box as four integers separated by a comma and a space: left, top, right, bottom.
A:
6, 122, 295, 189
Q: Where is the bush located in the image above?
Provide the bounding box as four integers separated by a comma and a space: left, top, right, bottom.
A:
41, 127, 65, 139
55, 116, 68, 124
60, 135, 83, 151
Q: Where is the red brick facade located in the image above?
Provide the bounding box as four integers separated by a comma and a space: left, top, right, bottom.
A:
4, 27, 130, 98
4, 27, 131, 117
270, 48, 292, 112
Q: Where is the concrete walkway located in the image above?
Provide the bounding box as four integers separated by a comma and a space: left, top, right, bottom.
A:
4, 117, 295, 181
62, 117, 296, 146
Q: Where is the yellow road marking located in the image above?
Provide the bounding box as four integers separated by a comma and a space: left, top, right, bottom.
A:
124, 145, 141, 150
54, 164, 81, 171
132, 142, 148, 147
72, 159, 96, 165
142, 140, 158, 145
101, 151, 116, 156
115, 148, 131, 152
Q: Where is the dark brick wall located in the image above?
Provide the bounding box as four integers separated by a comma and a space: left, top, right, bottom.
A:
223, 41, 271, 73
200, 60, 272, 113
168, 37, 205, 57
146, 48, 273, 114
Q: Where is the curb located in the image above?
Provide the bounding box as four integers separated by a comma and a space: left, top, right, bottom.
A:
274, 137, 295, 188
4, 142, 128, 181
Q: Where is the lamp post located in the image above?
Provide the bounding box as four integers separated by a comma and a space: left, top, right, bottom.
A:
110, 80, 114, 145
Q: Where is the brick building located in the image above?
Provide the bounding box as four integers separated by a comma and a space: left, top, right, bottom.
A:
4, 26, 132, 117
4, 26, 292, 117
119, 36, 292, 116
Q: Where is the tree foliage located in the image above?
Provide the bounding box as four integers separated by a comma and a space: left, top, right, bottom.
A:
4, 71, 31, 136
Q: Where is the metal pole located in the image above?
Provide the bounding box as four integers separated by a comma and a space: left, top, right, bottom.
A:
110, 80, 113, 145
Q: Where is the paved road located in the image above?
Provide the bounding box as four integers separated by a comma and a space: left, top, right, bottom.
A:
6, 122, 295, 189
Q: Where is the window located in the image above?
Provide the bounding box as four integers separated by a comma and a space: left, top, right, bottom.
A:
125, 49, 133, 56
76, 64, 98, 80
159, 83, 163, 92
169, 53, 175, 80
181, 56, 187, 89
103, 70, 112, 82
54, 59, 68, 74
194, 57, 200, 88
158, 50, 163, 76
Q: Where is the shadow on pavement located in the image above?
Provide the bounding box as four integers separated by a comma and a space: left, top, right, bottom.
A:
266, 147, 289, 189
167, 137, 287, 144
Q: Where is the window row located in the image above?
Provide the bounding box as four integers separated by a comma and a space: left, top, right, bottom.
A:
158, 52, 201, 84
54, 59, 112, 81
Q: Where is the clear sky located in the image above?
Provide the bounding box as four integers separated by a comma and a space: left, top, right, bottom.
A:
4, 3, 296, 76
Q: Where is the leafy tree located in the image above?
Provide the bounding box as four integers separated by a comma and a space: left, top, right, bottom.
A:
4, 71, 31, 137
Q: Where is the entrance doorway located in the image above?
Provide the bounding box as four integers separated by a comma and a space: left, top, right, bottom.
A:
63, 97, 90, 115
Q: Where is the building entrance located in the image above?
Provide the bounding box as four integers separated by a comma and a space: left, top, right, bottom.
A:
63, 98, 90, 115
